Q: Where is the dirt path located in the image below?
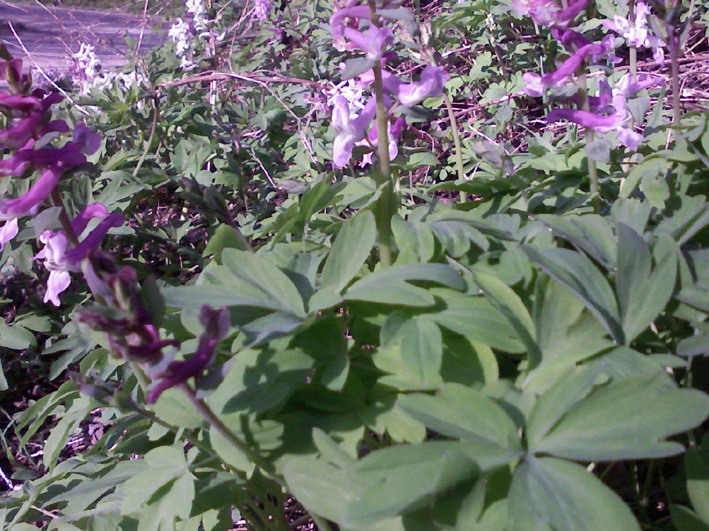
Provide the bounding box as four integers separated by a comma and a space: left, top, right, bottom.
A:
0, 0, 168, 77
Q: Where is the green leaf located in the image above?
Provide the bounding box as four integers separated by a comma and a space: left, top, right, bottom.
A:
671, 505, 709, 531
525, 279, 612, 393
616, 225, 677, 343
320, 211, 376, 293
344, 264, 465, 307
389, 315, 442, 389
522, 246, 623, 343
121, 446, 195, 520
284, 457, 369, 523
0, 323, 36, 350
686, 433, 709, 522
164, 250, 306, 318
342, 442, 479, 528
432, 290, 525, 353
474, 272, 539, 365
203, 224, 248, 263
537, 214, 616, 268
398, 384, 520, 450
375, 313, 443, 390
150, 388, 205, 429
529, 371, 709, 460
508, 457, 640, 531
408, 151, 440, 167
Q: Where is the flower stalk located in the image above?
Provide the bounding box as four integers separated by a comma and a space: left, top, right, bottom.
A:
371, 57, 394, 267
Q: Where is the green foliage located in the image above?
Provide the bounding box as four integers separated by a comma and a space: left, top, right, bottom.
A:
2, 0, 709, 529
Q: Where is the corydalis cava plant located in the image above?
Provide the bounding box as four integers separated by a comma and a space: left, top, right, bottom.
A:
328, 2, 448, 168
518, 0, 661, 151
0, 52, 232, 404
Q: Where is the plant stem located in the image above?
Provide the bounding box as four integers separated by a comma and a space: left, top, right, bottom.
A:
576, 72, 600, 212
178, 382, 275, 475
443, 91, 466, 201
669, 28, 681, 126
629, 0, 637, 83
368, 0, 394, 267
51, 188, 79, 246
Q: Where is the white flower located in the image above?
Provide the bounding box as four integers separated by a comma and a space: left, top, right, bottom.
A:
186, 0, 208, 30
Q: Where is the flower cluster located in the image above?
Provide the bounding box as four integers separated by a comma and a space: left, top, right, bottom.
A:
1, 52, 232, 407
69, 43, 146, 95
0, 55, 122, 306
34, 204, 123, 305
328, 2, 449, 168
254, 0, 274, 23
78, 259, 229, 404
604, 1, 665, 62
517, 0, 661, 150
169, 0, 224, 70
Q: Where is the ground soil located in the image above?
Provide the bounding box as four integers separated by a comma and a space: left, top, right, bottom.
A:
0, 0, 167, 76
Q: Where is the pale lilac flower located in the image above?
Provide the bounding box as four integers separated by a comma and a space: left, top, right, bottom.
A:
546, 74, 660, 150
342, 26, 394, 61
359, 115, 406, 167
34, 203, 123, 306
186, 0, 208, 31
397, 66, 449, 106
332, 96, 377, 168
522, 38, 616, 96
254, 0, 273, 22
522, 73, 545, 97
512, 0, 587, 28
0, 218, 18, 252
358, 65, 449, 107
147, 306, 230, 404
604, 1, 665, 61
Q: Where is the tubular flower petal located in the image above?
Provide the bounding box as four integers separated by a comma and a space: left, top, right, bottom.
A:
330, 5, 371, 40
0, 167, 61, 219
0, 218, 19, 251
512, 0, 586, 27
147, 306, 230, 404
332, 96, 378, 168
546, 108, 622, 131
397, 66, 449, 106
34, 204, 124, 306
342, 26, 394, 61
522, 39, 615, 96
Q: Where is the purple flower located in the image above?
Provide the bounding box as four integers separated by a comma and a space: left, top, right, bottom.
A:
358, 65, 449, 107
0, 167, 62, 219
546, 105, 642, 150
0, 218, 18, 252
522, 39, 616, 96
397, 66, 449, 106
359, 115, 406, 167
147, 306, 230, 404
0, 91, 64, 149
342, 26, 394, 61
512, 0, 587, 28
332, 95, 378, 168
34, 203, 124, 306
330, 5, 371, 40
